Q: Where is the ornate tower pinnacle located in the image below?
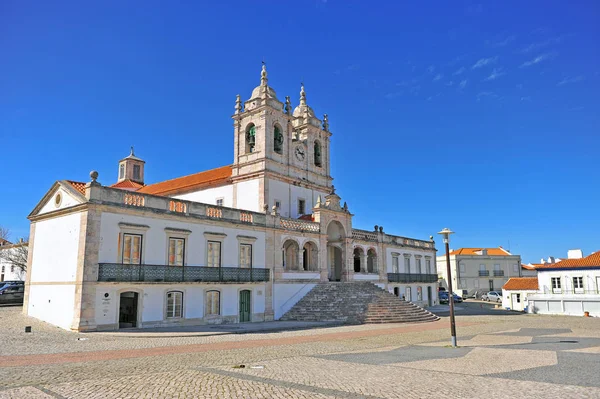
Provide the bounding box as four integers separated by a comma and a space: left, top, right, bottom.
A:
285, 96, 291, 115
323, 114, 329, 131
260, 63, 268, 87
235, 94, 242, 114
299, 83, 306, 106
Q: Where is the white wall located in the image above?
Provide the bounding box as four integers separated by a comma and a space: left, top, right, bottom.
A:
38, 188, 82, 215
0, 249, 26, 281
235, 179, 261, 212
273, 282, 317, 319
28, 284, 76, 330
537, 269, 600, 294
173, 185, 234, 208
30, 213, 81, 283
268, 178, 328, 218
385, 247, 435, 274
99, 212, 266, 268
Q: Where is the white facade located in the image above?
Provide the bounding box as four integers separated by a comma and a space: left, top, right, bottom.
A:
24, 66, 438, 331
0, 245, 27, 282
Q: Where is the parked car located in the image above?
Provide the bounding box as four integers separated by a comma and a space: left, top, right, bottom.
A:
482, 291, 502, 302
452, 293, 463, 303
467, 289, 488, 299
456, 290, 468, 300
0, 283, 25, 305
439, 291, 449, 304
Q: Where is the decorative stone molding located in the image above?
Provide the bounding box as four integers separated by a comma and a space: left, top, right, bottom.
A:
118, 222, 150, 231
203, 232, 227, 240
164, 227, 192, 235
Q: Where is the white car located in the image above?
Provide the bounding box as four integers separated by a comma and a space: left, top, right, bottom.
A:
483, 291, 502, 302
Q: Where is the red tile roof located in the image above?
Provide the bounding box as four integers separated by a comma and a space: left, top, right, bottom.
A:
138, 166, 232, 196
521, 264, 538, 270
299, 214, 314, 221
110, 179, 144, 190
536, 251, 600, 269
66, 181, 86, 195
503, 277, 539, 291
449, 247, 512, 256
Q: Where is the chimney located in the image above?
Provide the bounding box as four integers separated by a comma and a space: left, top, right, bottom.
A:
481, 249, 488, 256
567, 249, 583, 259
548, 256, 555, 264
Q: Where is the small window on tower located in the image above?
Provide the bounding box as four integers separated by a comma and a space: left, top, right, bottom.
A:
119, 164, 125, 179
298, 199, 306, 215
133, 165, 141, 180
314, 141, 322, 167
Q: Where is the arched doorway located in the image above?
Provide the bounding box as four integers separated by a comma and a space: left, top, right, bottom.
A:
327, 221, 346, 281
394, 287, 400, 297
119, 291, 139, 329
353, 247, 364, 273
283, 240, 300, 270
303, 241, 318, 271
367, 248, 377, 273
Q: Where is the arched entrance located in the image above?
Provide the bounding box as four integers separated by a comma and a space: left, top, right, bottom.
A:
119, 291, 139, 328
283, 239, 300, 271
302, 241, 318, 271
327, 221, 346, 281
353, 247, 364, 273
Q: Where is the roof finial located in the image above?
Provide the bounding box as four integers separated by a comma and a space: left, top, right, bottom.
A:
130, 146, 135, 156
300, 83, 306, 106
261, 61, 268, 86
285, 96, 291, 115
235, 94, 242, 114
323, 114, 329, 131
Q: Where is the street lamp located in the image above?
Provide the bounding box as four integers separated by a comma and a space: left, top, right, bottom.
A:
438, 228, 457, 347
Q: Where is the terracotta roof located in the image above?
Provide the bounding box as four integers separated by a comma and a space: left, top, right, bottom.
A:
299, 214, 314, 221
66, 181, 86, 195
536, 251, 600, 269
522, 264, 538, 270
138, 166, 232, 196
503, 277, 539, 291
449, 247, 512, 256
0, 238, 12, 246
110, 179, 144, 190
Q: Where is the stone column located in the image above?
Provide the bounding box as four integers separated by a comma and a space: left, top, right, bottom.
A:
342, 238, 353, 281
319, 237, 329, 282
298, 247, 304, 271
361, 255, 368, 273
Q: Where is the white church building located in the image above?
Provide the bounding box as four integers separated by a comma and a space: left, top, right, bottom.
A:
24, 66, 438, 331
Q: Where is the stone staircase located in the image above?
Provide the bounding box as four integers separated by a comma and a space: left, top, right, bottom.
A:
280, 282, 439, 324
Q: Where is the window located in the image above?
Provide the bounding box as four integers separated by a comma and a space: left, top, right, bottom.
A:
166, 291, 183, 318
494, 264, 500, 271
205, 290, 220, 316
417, 286, 422, 301
274, 125, 283, 154
216, 198, 224, 207
275, 200, 281, 209
474, 279, 479, 288
1, 266, 4, 273
168, 238, 185, 266
133, 164, 141, 180
516, 293, 521, 303
459, 263, 466, 273
416, 258, 422, 274
513, 264, 519, 273
573, 277, 584, 293
314, 141, 322, 167
10, 265, 14, 273
240, 244, 252, 268
551, 277, 561, 293
122, 234, 142, 264
392, 256, 399, 273
246, 124, 256, 153
404, 256, 411, 273
119, 164, 125, 179
298, 199, 306, 215
460, 279, 466, 288
208, 241, 221, 267
426, 259, 431, 274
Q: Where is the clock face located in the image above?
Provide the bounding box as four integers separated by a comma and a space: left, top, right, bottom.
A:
294, 146, 305, 161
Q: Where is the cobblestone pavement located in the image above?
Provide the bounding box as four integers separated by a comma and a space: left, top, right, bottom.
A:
1, 307, 599, 398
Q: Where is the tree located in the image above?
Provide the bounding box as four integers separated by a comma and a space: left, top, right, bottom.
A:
0, 226, 29, 274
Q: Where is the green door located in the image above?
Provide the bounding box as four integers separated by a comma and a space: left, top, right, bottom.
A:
239, 290, 251, 322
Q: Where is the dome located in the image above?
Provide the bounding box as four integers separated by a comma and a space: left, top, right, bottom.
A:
292, 103, 315, 118
250, 84, 279, 101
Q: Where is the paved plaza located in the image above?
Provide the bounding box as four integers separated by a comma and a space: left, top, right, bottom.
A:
1, 304, 599, 398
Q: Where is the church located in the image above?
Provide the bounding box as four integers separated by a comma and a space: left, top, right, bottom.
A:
23, 66, 439, 331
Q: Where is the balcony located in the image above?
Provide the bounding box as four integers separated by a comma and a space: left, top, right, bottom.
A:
97, 263, 270, 283
493, 270, 504, 277
478, 270, 490, 277
387, 273, 438, 283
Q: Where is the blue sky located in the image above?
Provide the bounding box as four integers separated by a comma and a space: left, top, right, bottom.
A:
1, 1, 598, 263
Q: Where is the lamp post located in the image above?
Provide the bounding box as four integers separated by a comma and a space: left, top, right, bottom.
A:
438, 228, 457, 347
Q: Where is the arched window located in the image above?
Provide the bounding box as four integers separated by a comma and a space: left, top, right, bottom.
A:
283, 240, 300, 270
367, 249, 377, 273
166, 291, 183, 318
314, 141, 322, 167
205, 290, 220, 316
353, 247, 364, 273
245, 124, 256, 153
274, 124, 283, 154
303, 241, 318, 271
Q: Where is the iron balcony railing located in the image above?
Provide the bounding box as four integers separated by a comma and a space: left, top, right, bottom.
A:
387, 273, 438, 283
493, 270, 505, 277
479, 270, 490, 277
97, 263, 270, 283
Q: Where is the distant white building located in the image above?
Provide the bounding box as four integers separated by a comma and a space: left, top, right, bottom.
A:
528, 250, 600, 317
502, 277, 538, 311
436, 247, 521, 296
0, 240, 27, 282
